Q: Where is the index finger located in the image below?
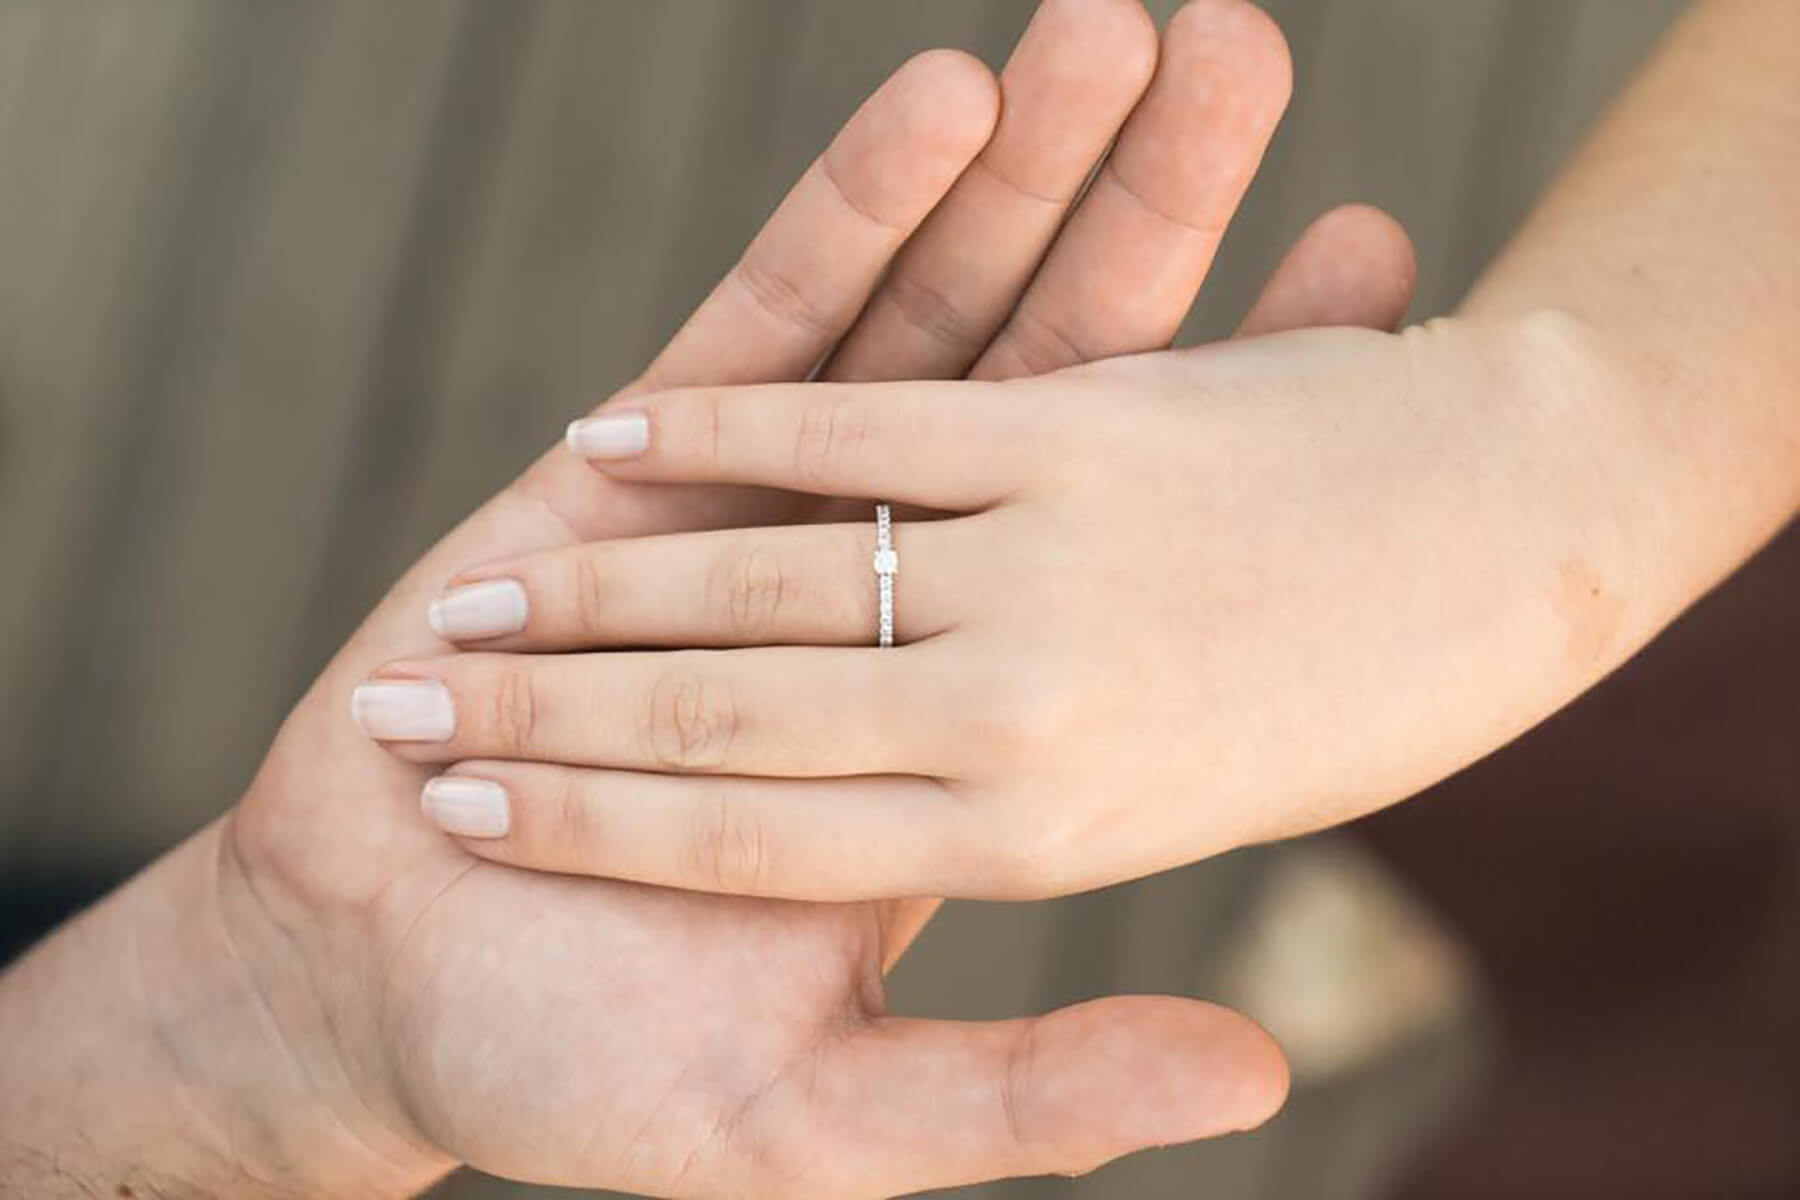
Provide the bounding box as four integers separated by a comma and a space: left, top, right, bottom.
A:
511, 49, 1001, 538
975, 0, 1294, 379
566, 380, 1033, 508
823, 0, 1159, 383
639, 49, 1001, 393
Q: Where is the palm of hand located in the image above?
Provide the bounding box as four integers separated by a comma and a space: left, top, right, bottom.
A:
241, 486, 926, 1194
385, 861, 882, 1190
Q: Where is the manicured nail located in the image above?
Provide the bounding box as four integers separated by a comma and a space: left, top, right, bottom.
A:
566, 412, 649, 460
421, 776, 510, 839
429, 579, 528, 640
350, 680, 456, 742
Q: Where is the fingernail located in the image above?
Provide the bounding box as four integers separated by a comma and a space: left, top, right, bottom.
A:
429, 579, 528, 640
350, 680, 456, 742
421, 776, 510, 839
566, 412, 649, 460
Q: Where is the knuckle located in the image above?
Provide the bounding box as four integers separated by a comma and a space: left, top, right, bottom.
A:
695, 388, 726, 473
976, 677, 1074, 768
642, 667, 739, 770
548, 772, 601, 867
999, 308, 1088, 377
1035, 431, 1115, 495
1000, 1022, 1037, 1153
732, 248, 837, 339
792, 392, 872, 489
838, 525, 882, 632
884, 271, 980, 351
566, 551, 612, 635
686, 793, 771, 894
1002, 1023, 1111, 1178
483, 665, 542, 753
710, 541, 791, 641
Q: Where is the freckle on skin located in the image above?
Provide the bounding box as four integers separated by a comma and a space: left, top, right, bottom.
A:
1555, 556, 1627, 671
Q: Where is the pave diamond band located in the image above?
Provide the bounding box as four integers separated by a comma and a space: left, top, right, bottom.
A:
873, 502, 897, 648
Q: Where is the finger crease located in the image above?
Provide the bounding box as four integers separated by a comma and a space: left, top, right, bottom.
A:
1101, 161, 1230, 240
1001, 1022, 1039, 1155
885, 271, 984, 351
968, 152, 1078, 209
1003, 306, 1092, 374
733, 251, 842, 340
817, 150, 910, 235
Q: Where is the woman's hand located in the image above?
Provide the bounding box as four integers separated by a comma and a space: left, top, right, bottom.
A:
372, 0, 1800, 926
375, 310, 1640, 904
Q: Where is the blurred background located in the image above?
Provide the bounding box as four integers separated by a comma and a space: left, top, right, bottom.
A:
8, 2, 1799, 1198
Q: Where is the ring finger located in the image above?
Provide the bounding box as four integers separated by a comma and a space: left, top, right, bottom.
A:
425, 518, 967, 650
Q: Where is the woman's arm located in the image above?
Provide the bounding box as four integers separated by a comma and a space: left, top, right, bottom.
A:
1462, 0, 1800, 631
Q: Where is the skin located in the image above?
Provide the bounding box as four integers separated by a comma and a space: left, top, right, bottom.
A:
392, 0, 1800, 907
0, 2, 1417, 1196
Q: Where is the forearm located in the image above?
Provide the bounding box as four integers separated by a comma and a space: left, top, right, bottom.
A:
1462, 0, 1800, 613
0, 823, 442, 1199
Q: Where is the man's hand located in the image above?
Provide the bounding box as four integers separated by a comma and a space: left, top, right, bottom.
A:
2, 2, 1416, 1195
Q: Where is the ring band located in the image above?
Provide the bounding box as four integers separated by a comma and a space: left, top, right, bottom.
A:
873, 502, 897, 648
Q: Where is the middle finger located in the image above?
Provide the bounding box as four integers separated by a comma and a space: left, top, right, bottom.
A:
352, 646, 952, 778
973, 0, 1294, 379
822, 0, 1159, 382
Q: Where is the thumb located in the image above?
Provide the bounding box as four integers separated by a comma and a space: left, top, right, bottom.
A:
792, 995, 1289, 1197
1235, 202, 1417, 338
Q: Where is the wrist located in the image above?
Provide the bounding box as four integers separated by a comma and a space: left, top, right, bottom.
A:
0, 822, 450, 1198
1453, 306, 1720, 690
1465, 283, 1800, 641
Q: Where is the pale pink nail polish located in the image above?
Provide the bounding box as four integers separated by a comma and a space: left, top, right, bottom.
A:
350, 680, 456, 742
429, 579, 528, 640
421, 777, 510, 838
566, 412, 649, 460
